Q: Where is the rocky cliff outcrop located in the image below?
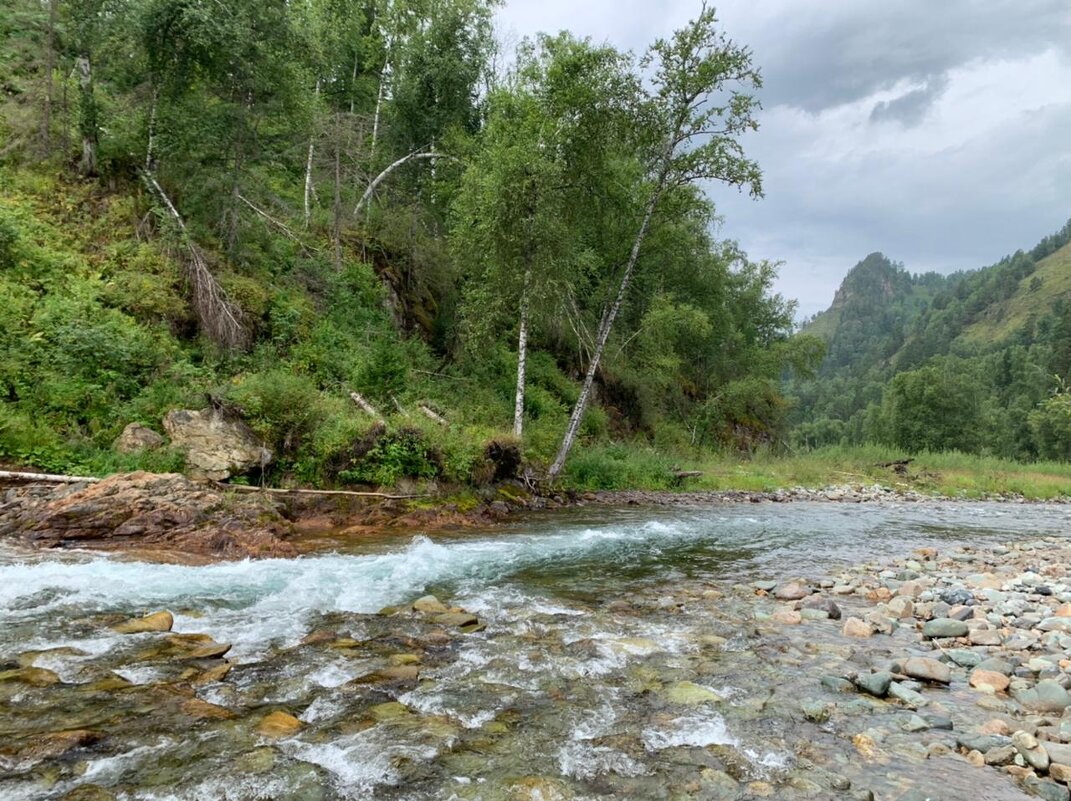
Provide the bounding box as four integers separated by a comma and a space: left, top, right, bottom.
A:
0, 472, 295, 559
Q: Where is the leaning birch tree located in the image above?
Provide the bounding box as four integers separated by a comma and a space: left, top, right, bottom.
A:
547, 4, 764, 478
452, 35, 633, 438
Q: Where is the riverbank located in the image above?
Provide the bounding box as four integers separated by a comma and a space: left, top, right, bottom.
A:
3, 466, 1068, 562
748, 533, 1071, 800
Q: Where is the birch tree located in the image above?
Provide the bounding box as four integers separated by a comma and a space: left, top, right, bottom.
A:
547, 4, 763, 478
452, 35, 633, 439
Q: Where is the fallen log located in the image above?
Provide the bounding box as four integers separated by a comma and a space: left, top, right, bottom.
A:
0, 469, 101, 484
349, 392, 384, 422
418, 404, 448, 426
216, 483, 425, 500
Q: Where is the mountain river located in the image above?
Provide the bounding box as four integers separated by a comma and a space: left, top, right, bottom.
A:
3, 500, 1070, 800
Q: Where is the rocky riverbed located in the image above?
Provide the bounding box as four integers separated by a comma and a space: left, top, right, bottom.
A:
2, 501, 1071, 800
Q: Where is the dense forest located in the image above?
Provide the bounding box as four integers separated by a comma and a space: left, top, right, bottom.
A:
0, 0, 822, 488
790, 223, 1071, 460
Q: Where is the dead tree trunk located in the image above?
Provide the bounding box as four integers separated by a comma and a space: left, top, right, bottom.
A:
353, 150, 455, 217
75, 56, 97, 176
40, 0, 57, 154
142, 172, 248, 350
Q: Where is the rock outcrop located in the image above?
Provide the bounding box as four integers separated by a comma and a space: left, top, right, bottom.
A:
0, 472, 294, 559
163, 408, 271, 481
113, 423, 166, 454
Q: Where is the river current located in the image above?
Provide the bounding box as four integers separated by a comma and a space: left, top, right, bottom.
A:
3, 501, 1069, 800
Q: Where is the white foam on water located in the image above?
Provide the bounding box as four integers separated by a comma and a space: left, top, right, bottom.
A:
113, 665, 164, 685
306, 659, 365, 689
79, 739, 173, 784
285, 728, 439, 798
0, 518, 711, 659
641, 710, 738, 750
558, 740, 648, 781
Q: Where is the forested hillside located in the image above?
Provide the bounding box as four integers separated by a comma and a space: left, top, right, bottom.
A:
791, 223, 1071, 460
0, 0, 819, 489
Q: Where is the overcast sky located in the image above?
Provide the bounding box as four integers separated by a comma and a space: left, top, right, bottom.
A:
496, 1, 1071, 317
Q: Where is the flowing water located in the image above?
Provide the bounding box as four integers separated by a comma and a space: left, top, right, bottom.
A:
3, 501, 1070, 800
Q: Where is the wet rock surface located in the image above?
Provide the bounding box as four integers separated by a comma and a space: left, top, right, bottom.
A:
0, 472, 295, 559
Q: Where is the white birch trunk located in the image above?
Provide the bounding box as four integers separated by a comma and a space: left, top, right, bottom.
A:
513, 267, 532, 438
303, 81, 320, 228
547, 188, 664, 478
353, 150, 454, 217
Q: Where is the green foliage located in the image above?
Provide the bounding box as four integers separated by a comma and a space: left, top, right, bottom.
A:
339, 426, 440, 487
1030, 390, 1071, 461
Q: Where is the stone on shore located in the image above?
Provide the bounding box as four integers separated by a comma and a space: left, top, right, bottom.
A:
1014, 679, 1071, 713
902, 657, 951, 685
114, 422, 165, 454
801, 595, 842, 620
774, 582, 811, 601
843, 617, 873, 638
853, 672, 893, 698
1013, 730, 1050, 771
969, 669, 1010, 693
163, 407, 272, 481
7, 471, 295, 559
922, 618, 968, 639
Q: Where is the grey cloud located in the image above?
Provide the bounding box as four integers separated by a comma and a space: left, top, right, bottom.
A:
722, 0, 1071, 111
868, 74, 949, 126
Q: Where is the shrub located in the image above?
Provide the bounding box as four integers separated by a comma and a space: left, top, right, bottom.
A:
226, 369, 324, 458
339, 426, 441, 487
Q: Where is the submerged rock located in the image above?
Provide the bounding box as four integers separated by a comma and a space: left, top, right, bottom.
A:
257, 711, 304, 738
0, 666, 61, 686
663, 681, 722, 706
113, 610, 174, 634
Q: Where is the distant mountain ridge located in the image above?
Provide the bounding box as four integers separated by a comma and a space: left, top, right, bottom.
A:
789, 220, 1071, 459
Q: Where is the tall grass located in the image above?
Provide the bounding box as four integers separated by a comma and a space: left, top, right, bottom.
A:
561, 443, 1071, 500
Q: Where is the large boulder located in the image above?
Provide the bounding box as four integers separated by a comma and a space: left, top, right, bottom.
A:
163, 408, 271, 481
113, 423, 165, 454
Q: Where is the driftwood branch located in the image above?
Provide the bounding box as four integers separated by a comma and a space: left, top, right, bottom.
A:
142, 171, 249, 350
418, 404, 448, 426
354, 150, 459, 216
218, 483, 425, 500
349, 392, 384, 422
0, 470, 101, 484
0, 470, 423, 500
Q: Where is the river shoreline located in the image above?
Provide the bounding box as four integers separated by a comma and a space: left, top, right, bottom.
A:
2, 469, 1069, 562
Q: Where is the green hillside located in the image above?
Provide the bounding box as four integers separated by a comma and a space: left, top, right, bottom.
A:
961, 240, 1071, 345
790, 221, 1071, 460
0, 0, 820, 490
